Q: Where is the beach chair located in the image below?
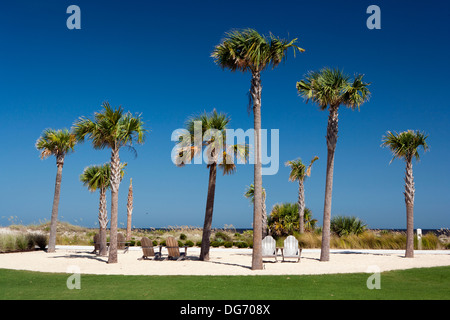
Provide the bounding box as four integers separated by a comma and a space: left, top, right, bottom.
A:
117, 233, 130, 253
165, 236, 187, 261
281, 235, 302, 262
141, 237, 162, 260
262, 235, 278, 262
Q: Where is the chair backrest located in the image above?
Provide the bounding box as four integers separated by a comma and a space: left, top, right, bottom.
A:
262, 236, 276, 256
93, 234, 100, 251
166, 236, 180, 258
117, 233, 126, 249
141, 237, 155, 257
283, 235, 299, 256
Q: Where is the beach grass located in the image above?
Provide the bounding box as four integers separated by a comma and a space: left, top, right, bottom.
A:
2, 222, 449, 251
0, 266, 448, 300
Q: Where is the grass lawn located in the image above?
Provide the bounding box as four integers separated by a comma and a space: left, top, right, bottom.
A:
0, 266, 449, 300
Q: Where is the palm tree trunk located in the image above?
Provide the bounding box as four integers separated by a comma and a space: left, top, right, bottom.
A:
262, 192, 268, 238
298, 180, 305, 234
98, 187, 108, 256
251, 71, 263, 270
404, 158, 415, 258
200, 163, 217, 261
126, 179, 133, 241
47, 155, 64, 253
108, 145, 120, 264
320, 105, 339, 262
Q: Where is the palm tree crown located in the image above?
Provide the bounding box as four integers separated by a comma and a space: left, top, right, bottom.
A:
285, 156, 319, 182
296, 67, 371, 110
176, 109, 249, 174
72, 102, 146, 151
382, 130, 429, 162
80, 163, 126, 192
211, 28, 304, 73
36, 128, 76, 162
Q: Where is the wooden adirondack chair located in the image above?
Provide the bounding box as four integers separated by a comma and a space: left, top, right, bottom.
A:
262, 235, 278, 262
141, 237, 162, 260
281, 235, 302, 262
165, 236, 187, 261
117, 233, 130, 253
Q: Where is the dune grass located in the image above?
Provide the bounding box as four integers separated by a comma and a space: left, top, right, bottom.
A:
0, 266, 448, 300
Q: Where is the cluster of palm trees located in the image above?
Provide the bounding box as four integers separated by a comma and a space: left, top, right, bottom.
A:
211, 28, 428, 264
36, 102, 145, 263
36, 28, 429, 267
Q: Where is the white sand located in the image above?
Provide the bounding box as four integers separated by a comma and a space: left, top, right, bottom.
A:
1, 246, 449, 276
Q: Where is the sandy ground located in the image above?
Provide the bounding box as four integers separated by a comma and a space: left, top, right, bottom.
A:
0, 246, 449, 276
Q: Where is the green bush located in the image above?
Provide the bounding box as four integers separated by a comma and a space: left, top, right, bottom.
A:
180, 233, 187, 240
234, 241, 248, 248
210, 241, 221, 247
330, 216, 367, 236
224, 241, 233, 248
195, 241, 202, 247
184, 240, 194, 247
268, 203, 317, 237
214, 231, 231, 242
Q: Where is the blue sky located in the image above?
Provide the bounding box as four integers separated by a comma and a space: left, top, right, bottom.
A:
0, 0, 449, 229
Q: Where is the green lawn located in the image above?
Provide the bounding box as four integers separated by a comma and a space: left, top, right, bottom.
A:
0, 266, 449, 300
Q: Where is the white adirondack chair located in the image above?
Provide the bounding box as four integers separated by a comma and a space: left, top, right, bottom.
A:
281, 235, 302, 262
261, 235, 278, 262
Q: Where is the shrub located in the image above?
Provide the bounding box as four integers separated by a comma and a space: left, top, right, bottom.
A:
30, 234, 48, 250
210, 241, 221, 247
234, 241, 248, 248
195, 241, 202, 247
268, 203, 317, 237
184, 240, 194, 247
180, 233, 187, 240
214, 231, 231, 242
330, 216, 367, 236
224, 241, 233, 248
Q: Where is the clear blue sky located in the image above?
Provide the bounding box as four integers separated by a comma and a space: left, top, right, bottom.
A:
1, 0, 449, 229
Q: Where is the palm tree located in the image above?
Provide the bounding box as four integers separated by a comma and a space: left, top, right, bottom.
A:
80, 163, 126, 256
296, 68, 371, 261
382, 130, 429, 258
73, 102, 146, 263
36, 128, 76, 252
212, 28, 303, 270
174, 109, 249, 261
244, 184, 267, 237
285, 156, 319, 233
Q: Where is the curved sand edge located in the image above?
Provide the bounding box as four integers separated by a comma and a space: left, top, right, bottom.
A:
1, 247, 449, 276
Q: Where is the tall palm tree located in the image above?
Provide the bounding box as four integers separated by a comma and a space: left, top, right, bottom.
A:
382, 130, 429, 258
296, 68, 370, 261
36, 128, 76, 253
80, 163, 126, 256
285, 156, 319, 233
244, 184, 267, 237
73, 102, 146, 263
174, 109, 249, 261
212, 28, 303, 270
